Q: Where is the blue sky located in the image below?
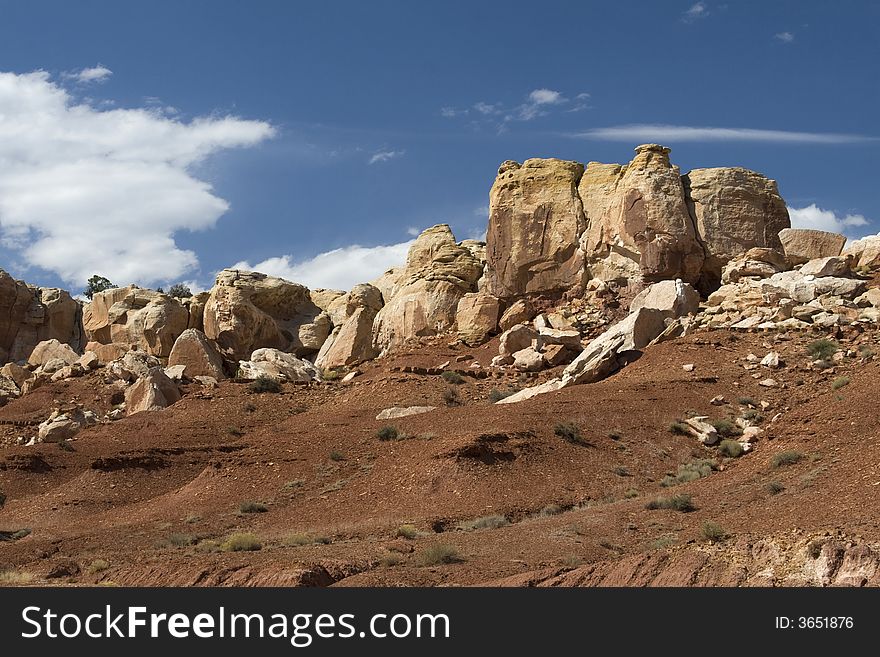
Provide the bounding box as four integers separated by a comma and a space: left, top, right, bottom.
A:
0, 0, 877, 293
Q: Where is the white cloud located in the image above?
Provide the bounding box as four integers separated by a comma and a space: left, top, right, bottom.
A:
573, 124, 874, 143
517, 88, 567, 121
232, 240, 414, 291
528, 89, 564, 105
443, 88, 584, 130
0, 70, 274, 287
775, 31, 795, 43
473, 205, 489, 217
682, 2, 709, 22
473, 101, 499, 115
66, 64, 113, 84
406, 226, 421, 237
368, 149, 404, 165
440, 106, 463, 118
788, 204, 870, 235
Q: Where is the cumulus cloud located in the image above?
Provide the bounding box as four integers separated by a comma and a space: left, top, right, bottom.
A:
775, 31, 795, 43
0, 70, 274, 287
788, 204, 870, 235
65, 64, 113, 84
682, 2, 709, 22
232, 240, 414, 291
368, 149, 404, 165
573, 124, 874, 143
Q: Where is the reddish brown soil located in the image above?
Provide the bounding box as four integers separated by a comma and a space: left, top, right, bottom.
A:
2, 328, 880, 586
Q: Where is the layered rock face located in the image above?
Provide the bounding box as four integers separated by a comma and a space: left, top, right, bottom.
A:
0, 270, 83, 364
485, 159, 586, 297
372, 224, 482, 352
315, 283, 383, 369
203, 269, 324, 360
83, 286, 189, 358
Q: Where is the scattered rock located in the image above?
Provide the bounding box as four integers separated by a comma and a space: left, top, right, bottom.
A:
761, 352, 781, 369
28, 339, 79, 368
778, 228, 846, 265
237, 348, 322, 383
376, 406, 436, 420
513, 347, 544, 372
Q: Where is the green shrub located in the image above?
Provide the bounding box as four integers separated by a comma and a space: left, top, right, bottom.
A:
284, 533, 314, 547
807, 339, 839, 361
376, 426, 399, 441
859, 345, 876, 359
741, 409, 764, 423
771, 450, 804, 468
660, 459, 717, 487
488, 387, 519, 403
417, 544, 462, 566
167, 283, 192, 298
766, 481, 785, 495
441, 371, 465, 384
84, 274, 115, 299
322, 369, 341, 381
554, 422, 588, 445
220, 533, 262, 552
645, 493, 696, 512
738, 397, 757, 407
539, 503, 564, 516
668, 421, 690, 436
832, 376, 850, 390
396, 524, 419, 539
329, 451, 345, 462
700, 521, 728, 543
612, 465, 630, 477
649, 535, 676, 550
249, 376, 281, 394
238, 501, 268, 514
718, 439, 744, 458
624, 488, 640, 499
167, 533, 196, 547
711, 419, 743, 438
87, 559, 109, 574
457, 514, 508, 531
443, 386, 461, 406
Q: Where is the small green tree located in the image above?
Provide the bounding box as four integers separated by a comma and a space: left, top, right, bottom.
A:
84, 275, 115, 299
167, 283, 192, 298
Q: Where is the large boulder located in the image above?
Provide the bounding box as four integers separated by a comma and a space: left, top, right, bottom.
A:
203, 269, 324, 360
37, 408, 98, 442
498, 298, 537, 331
372, 225, 482, 353
456, 292, 500, 345
721, 247, 788, 283
167, 329, 226, 380
843, 234, 880, 270
27, 339, 80, 367
0, 269, 83, 365
630, 280, 700, 319
484, 158, 586, 297
237, 348, 322, 383
800, 256, 851, 278
580, 144, 704, 285
125, 368, 181, 416
683, 167, 790, 289
778, 228, 846, 265
315, 284, 383, 369
83, 286, 189, 358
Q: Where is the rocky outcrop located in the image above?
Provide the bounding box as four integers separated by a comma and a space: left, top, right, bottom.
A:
485, 159, 586, 297
0, 270, 83, 365
27, 339, 80, 367
580, 144, 704, 286
125, 368, 181, 416
167, 329, 226, 380
843, 234, 880, 270
315, 284, 382, 369
455, 292, 500, 345
237, 348, 322, 383
721, 247, 788, 284
83, 286, 189, 358
683, 167, 789, 289
372, 225, 482, 352
203, 269, 324, 361
778, 228, 846, 265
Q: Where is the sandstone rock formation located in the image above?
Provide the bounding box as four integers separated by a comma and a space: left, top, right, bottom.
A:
237, 348, 322, 383
455, 292, 500, 345
0, 270, 83, 364
167, 329, 226, 380
203, 269, 324, 360
843, 234, 880, 270
83, 286, 189, 358
630, 280, 700, 319
125, 368, 181, 415
485, 159, 586, 297
778, 228, 846, 265
498, 298, 537, 330
27, 339, 80, 367
721, 248, 788, 284
315, 284, 382, 369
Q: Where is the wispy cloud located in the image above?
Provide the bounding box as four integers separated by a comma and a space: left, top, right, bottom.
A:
682, 2, 709, 23
441, 88, 589, 133
572, 124, 875, 144
64, 64, 113, 84
406, 226, 421, 237
774, 31, 795, 43
789, 204, 869, 236
368, 149, 405, 165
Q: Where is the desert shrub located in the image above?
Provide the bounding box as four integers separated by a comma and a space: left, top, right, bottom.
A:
718, 439, 744, 458
227, 426, 244, 437
0, 489, 5, 507
417, 544, 462, 566
738, 397, 757, 407
771, 450, 804, 468
282, 479, 305, 491
313, 535, 332, 545
832, 376, 850, 390
457, 515, 508, 531
612, 465, 630, 477
396, 524, 419, 539
668, 421, 690, 436
87, 559, 110, 574
220, 533, 262, 552
645, 493, 696, 512
859, 345, 876, 359
554, 422, 588, 445
700, 521, 728, 542
540, 503, 564, 516
624, 488, 640, 499
376, 426, 399, 441
441, 371, 465, 385
321, 368, 341, 381
84, 274, 115, 299
741, 409, 764, 423
608, 430, 623, 441
649, 535, 676, 550
443, 386, 461, 406
0, 569, 35, 585
329, 451, 345, 462
711, 419, 743, 438
238, 501, 268, 514
284, 533, 314, 547
488, 387, 520, 403
766, 481, 785, 495
380, 555, 403, 567
167, 533, 196, 547
661, 459, 717, 487
167, 283, 192, 298
249, 376, 281, 394
807, 338, 839, 361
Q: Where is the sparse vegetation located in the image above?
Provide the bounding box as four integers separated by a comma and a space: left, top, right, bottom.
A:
661, 459, 717, 487
539, 503, 564, 516
284, 533, 316, 547
649, 535, 676, 550
376, 426, 399, 441
859, 345, 876, 359
441, 370, 465, 384
766, 481, 785, 495
238, 501, 268, 514
329, 451, 345, 462
645, 493, 696, 512
832, 376, 850, 390
488, 387, 520, 403
220, 533, 262, 552
624, 488, 640, 499
165, 533, 196, 548
417, 544, 463, 566
249, 375, 281, 394
771, 450, 804, 468
700, 521, 728, 543
227, 426, 244, 437
554, 422, 588, 446
87, 559, 110, 574
457, 515, 509, 531
711, 419, 743, 438
0, 568, 35, 585
443, 386, 461, 406
741, 409, 764, 423
167, 283, 192, 298
612, 465, 630, 477
718, 439, 745, 458
608, 430, 623, 441
807, 338, 840, 361
738, 397, 757, 408
321, 368, 341, 381
380, 555, 403, 567
84, 274, 115, 299
396, 524, 419, 539
282, 479, 305, 491
668, 421, 690, 436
